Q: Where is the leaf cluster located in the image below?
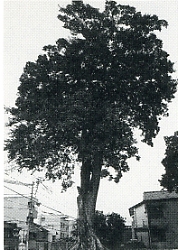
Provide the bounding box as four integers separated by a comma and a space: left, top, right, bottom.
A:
5, 1, 177, 188
93, 210, 126, 248
160, 131, 178, 192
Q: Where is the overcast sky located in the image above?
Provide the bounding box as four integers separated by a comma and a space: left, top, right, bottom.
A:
3, 0, 178, 224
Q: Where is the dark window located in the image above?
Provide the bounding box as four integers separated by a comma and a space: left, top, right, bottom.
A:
41, 216, 45, 222
150, 227, 166, 242
60, 232, 65, 238
4, 229, 13, 238
29, 232, 37, 240
38, 230, 47, 239
147, 204, 164, 219
41, 232, 47, 239
61, 222, 65, 228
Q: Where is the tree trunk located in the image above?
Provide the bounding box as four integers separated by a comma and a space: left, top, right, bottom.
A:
69, 154, 109, 250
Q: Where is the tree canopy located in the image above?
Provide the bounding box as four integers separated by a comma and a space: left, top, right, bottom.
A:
160, 131, 178, 192
5, 1, 176, 186
4, 1, 177, 249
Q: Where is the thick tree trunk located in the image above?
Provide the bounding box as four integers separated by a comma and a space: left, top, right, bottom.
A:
69, 154, 109, 250
69, 193, 107, 250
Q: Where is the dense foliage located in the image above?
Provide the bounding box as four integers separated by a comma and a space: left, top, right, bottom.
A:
4, 1, 177, 249
160, 131, 178, 192
5, 1, 176, 186
94, 211, 125, 248
72, 210, 126, 248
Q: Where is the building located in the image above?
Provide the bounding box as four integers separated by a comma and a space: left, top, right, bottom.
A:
60, 215, 75, 239
122, 226, 132, 243
4, 195, 76, 249
37, 212, 62, 243
4, 195, 49, 250
4, 195, 39, 228
37, 212, 76, 250
37, 212, 75, 240
28, 223, 49, 250
4, 222, 21, 250
129, 190, 178, 249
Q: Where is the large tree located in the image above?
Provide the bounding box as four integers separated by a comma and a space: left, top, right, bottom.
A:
5, 1, 177, 249
160, 131, 178, 192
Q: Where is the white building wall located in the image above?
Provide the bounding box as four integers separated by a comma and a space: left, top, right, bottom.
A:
37, 212, 62, 240
4, 195, 38, 228
134, 204, 148, 228
131, 204, 150, 248
37, 212, 75, 240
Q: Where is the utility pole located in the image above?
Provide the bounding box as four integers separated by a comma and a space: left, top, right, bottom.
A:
26, 181, 35, 250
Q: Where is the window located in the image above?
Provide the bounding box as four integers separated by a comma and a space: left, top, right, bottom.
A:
41, 216, 45, 222
60, 232, 65, 238
147, 204, 164, 219
4, 229, 13, 238
40, 231, 47, 239
61, 222, 65, 229
29, 232, 37, 240
150, 227, 166, 242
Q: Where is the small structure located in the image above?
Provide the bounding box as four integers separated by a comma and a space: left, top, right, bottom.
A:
4, 195, 75, 249
4, 222, 21, 250
4, 195, 48, 250
129, 190, 178, 249
28, 223, 49, 250
122, 226, 132, 243
36, 212, 76, 249
4, 195, 39, 229
37, 212, 75, 240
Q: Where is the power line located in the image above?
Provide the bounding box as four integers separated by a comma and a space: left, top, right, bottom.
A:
4, 185, 32, 201
4, 185, 64, 215
4, 218, 27, 224
4, 186, 76, 234
4, 163, 19, 173
4, 179, 33, 187
4, 219, 62, 234
4, 173, 52, 195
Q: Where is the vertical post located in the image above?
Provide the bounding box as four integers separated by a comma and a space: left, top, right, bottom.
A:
131, 218, 135, 240
145, 203, 152, 249
26, 226, 29, 250
26, 181, 35, 250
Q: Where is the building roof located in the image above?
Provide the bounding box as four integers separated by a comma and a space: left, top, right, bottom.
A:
4, 194, 39, 204
129, 190, 178, 216
143, 190, 178, 200
4, 221, 20, 229
30, 222, 49, 232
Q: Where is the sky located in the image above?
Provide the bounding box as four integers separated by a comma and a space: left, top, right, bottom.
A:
3, 0, 178, 225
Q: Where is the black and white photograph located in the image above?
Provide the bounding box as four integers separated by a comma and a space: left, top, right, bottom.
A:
3, 1, 178, 249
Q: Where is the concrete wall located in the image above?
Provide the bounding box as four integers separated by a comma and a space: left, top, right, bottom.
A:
4, 196, 30, 228
37, 212, 75, 240
130, 192, 178, 249
136, 231, 149, 248
134, 203, 148, 228
131, 204, 150, 248
149, 199, 178, 249
165, 200, 178, 248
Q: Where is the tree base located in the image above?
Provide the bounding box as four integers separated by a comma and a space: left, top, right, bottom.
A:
69, 234, 109, 250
